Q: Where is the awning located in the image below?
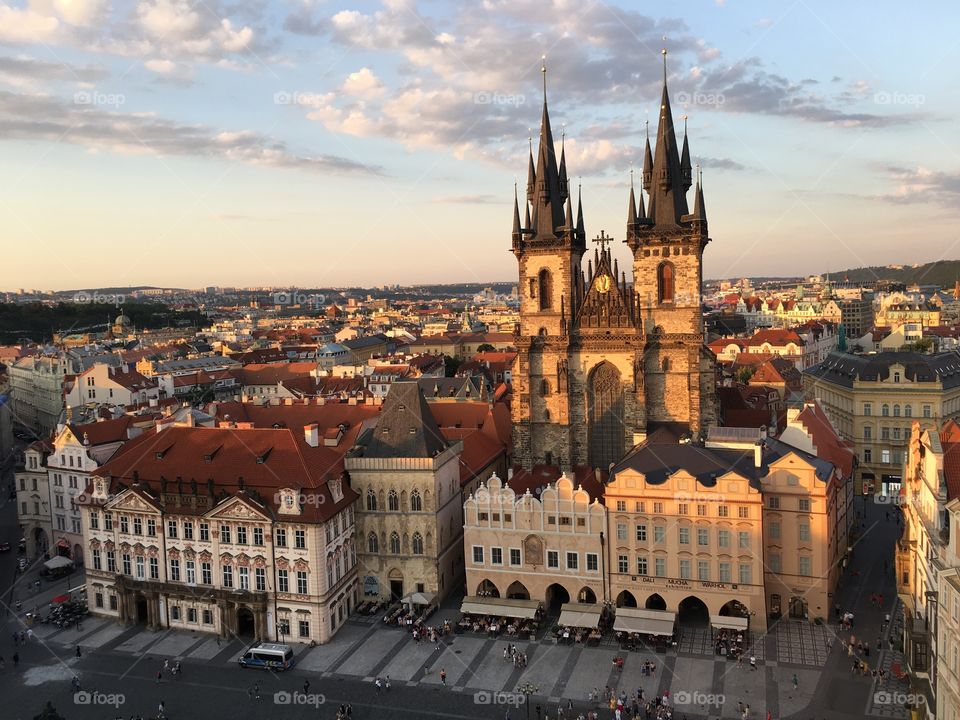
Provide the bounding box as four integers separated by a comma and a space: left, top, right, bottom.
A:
460, 596, 541, 620
558, 602, 602, 629
44, 556, 74, 570
614, 608, 676, 636
402, 591, 436, 606
51, 594, 71, 604
710, 615, 749, 631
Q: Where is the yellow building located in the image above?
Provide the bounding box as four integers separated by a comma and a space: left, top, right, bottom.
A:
804, 351, 960, 494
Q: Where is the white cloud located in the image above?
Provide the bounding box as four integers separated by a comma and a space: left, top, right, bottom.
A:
342, 67, 385, 98
0, 4, 61, 44
52, 0, 106, 27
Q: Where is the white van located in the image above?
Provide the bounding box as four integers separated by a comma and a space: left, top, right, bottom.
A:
239, 642, 295, 671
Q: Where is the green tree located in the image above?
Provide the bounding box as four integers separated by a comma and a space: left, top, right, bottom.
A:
735, 367, 755, 384
444, 355, 462, 377
34, 702, 65, 720
476, 343, 496, 352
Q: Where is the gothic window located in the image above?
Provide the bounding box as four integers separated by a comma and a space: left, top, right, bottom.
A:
388, 489, 399, 511
538, 327, 548, 337
657, 262, 675, 304
540, 378, 551, 396
389, 532, 401, 555
661, 357, 670, 372
588, 362, 625, 472
365, 490, 377, 511
410, 490, 422, 512
367, 532, 379, 553
538, 269, 553, 310
412, 533, 424, 555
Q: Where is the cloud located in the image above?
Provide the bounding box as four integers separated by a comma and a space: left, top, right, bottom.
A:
0, 54, 107, 86
698, 156, 746, 172
342, 67, 385, 98
0, 90, 383, 176
430, 194, 500, 204
51, 0, 107, 27
283, 1, 327, 36
877, 165, 960, 208
0, 4, 61, 44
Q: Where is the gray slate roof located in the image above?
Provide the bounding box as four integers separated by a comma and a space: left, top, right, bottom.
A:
363, 381, 447, 459
803, 350, 960, 389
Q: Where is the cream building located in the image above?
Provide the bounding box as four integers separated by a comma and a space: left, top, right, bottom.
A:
79, 424, 359, 644
804, 351, 960, 494
10, 354, 68, 435
15, 440, 53, 557
937, 487, 960, 720
463, 474, 606, 608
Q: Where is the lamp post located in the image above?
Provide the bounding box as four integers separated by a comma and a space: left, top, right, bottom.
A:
517, 681, 538, 720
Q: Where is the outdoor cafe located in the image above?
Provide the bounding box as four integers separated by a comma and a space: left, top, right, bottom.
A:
457, 596, 543, 638
613, 607, 677, 652
555, 602, 604, 645
711, 614, 750, 658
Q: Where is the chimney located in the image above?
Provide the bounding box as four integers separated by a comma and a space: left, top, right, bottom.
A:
304, 423, 319, 448
754, 441, 763, 469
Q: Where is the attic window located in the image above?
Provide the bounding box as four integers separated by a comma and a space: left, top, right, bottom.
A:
408, 428, 417, 435
398, 404, 406, 411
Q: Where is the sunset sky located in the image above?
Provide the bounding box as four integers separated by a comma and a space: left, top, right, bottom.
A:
2, 0, 958, 291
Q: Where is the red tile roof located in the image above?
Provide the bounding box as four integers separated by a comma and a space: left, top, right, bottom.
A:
794, 401, 856, 480
940, 419, 960, 501
507, 465, 605, 503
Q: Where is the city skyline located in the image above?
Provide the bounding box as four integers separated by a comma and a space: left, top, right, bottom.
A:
3, 0, 958, 290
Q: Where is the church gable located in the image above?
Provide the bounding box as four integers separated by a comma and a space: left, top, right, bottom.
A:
575, 239, 640, 332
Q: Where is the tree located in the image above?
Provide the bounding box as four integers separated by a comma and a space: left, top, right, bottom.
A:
34, 702, 65, 720
476, 343, 496, 352
735, 367, 755, 384
443, 355, 462, 377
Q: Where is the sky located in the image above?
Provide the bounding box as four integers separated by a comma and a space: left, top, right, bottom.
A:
2, 0, 959, 292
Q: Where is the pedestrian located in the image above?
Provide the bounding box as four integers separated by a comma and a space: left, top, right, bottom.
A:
749, 655, 757, 671
156, 669, 162, 683
254, 683, 260, 699
174, 660, 181, 677
12, 652, 18, 668
385, 675, 391, 691
75, 645, 82, 658
440, 668, 447, 686
375, 677, 382, 692
164, 659, 170, 672
216, 636, 221, 648
158, 701, 165, 717
792, 673, 798, 690
304, 679, 310, 695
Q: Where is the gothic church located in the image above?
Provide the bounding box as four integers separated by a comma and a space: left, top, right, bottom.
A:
511, 55, 718, 473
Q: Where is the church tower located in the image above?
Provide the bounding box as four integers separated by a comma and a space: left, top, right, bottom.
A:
626, 50, 716, 432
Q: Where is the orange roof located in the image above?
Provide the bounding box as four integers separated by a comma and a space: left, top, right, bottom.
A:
795, 401, 855, 480
940, 419, 960, 501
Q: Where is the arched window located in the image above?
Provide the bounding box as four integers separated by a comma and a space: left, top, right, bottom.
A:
389, 532, 401, 555
588, 362, 625, 471
540, 378, 550, 396
538, 327, 548, 337
904, 405, 912, 417
661, 357, 670, 372
657, 262, 675, 304
388, 489, 399, 511
412, 533, 424, 555
365, 490, 377, 511
367, 532, 379, 553
538, 269, 552, 310
893, 404, 901, 417
410, 490, 422, 512
881, 404, 890, 417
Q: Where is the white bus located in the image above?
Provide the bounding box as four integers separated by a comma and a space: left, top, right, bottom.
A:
239, 642, 295, 671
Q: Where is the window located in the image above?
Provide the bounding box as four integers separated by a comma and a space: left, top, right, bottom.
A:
410, 490, 422, 511
653, 502, 663, 514
696, 504, 707, 517
586, 553, 598, 571
109, 595, 118, 611
799, 556, 812, 576
618, 554, 628, 573
678, 503, 689, 515
171, 606, 180, 621
133, 517, 142, 535
718, 505, 729, 517
547, 551, 559, 568
296, 571, 308, 595
636, 524, 647, 542
203, 609, 213, 625
768, 497, 780, 509
719, 562, 731, 582
881, 427, 890, 440
893, 427, 901, 440
276, 528, 286, 547
201, 562, 211, 584
679, 528, 690, 545
635, 501, 645, 512
798, 523, 811, 542
388, 490, 399, 512
366, 490, 377, 511
120, 516, 128, 533
187, 608, 197, 623
183, 522, 193, 540
738, 531, 750, 549
277, 569, 289, 593
104, 513, 113, 531
185, 560, 195, 584
616, 500, 626, 512
882, 404, 889, 417
491, 547, 503, 565
566, 552, 578, 570
738, 506, 749, 519
657, 262, 675, 303
222, 565, 233, 588
718, 529, 731, 548
893, 372, 901, 384
537, 269, 553, 310
679, 559, 691, 579
923, 405, 932, 418
798, 498, 811, 512
617, 523, 628, 541
169, 558, 179, 581
864, 448, 872, 463
697, 560, 709, 581
238, 566, 249, 590
295, 530, 306, 549
904, 405, 912, 417
637, 556, 648, 575
167, 520, 177, 538
769, 554, 781, 573
738, 564, 752, 584
90, 512, 99, 530
655, 557, 666, 577
881, 449, 891, 464
299, 620, 310, 638
220, 525, 231, 544
864, 426, 872, 441
150, 557, 159, 579
147, 518, 156, 537
769, 521, 781, 539
368, 532, 379, 553
863, 402, 872, 416
510, 548, 521, 566
92, 549, 101, 570
697, 528, 709, 546
253, 527, 264, 546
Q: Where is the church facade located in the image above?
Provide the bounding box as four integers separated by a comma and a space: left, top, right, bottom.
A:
511, 57, 717, 474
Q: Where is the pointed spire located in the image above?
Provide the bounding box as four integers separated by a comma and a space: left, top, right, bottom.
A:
564, 194, 574, 229
627, 168, 638, 227
576, 179, 585, 240
525, 135, 535, 202
531, 54, 565, 239
512, 182, 522, 236
693, 164, 706, 224
524, 197, 531, 229
642, 120, 653, 192
647, 47, 689, 226
680, 115, 692, 191
638, 187, 646, 219
558, 125, 568, 201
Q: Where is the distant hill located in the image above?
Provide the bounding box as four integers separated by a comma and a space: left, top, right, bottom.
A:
834, 260, 960, 288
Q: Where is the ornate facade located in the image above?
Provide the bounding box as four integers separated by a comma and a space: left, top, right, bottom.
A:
511, 57, 716, 474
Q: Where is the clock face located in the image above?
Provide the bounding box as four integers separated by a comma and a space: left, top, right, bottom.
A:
595, 274, 612, 294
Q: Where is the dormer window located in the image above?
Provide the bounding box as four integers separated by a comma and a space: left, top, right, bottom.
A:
893, 371, 901, 383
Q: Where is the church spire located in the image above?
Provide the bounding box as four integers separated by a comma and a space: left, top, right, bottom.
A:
525, 136, 535, 203
512, 182, 522, 237
642, 120, 653, 192
531, 55, 566, 239
627, 168, 638, 227
693, 164, 706, 225
576, 180, 585, 241
680, 115, 692, 191
647, 48, 689, 226
558, 126, 569, 201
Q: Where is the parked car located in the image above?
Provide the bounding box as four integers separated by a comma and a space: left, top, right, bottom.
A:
0, 542, 10, 552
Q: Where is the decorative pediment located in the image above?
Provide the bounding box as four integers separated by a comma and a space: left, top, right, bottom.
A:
252, 555, 267, 568
276, 557, 290, 570
147, 546, 159, 558
133, 543, 145, 556
103, 540, 115, 551
575, 244, 639, 331
183, 547, 196, 559
89, 539, 101, 549
107, 490, 161, 515
166, 548, 180, 559
293, 558, 310, 572
236, 553, 250, 567
220, 553, 233, 565
198, 550, 212, 562
205, 495, 269, 522
119, 542, 131, 552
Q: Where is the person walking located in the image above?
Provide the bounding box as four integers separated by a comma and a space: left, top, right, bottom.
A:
12, 653, 18, 668
792, 673, 798, 690
156, 669, 162, 683
749, 655, 757, 671
174, 660, 181, 677
440, 668, 447, 686
75, 645, 82, 658
303, 679, 310, 695
254, 683, 260, 700
158, 701, 165, 718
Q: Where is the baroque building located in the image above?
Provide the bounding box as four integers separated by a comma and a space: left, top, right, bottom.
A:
511, 55, 716, 474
